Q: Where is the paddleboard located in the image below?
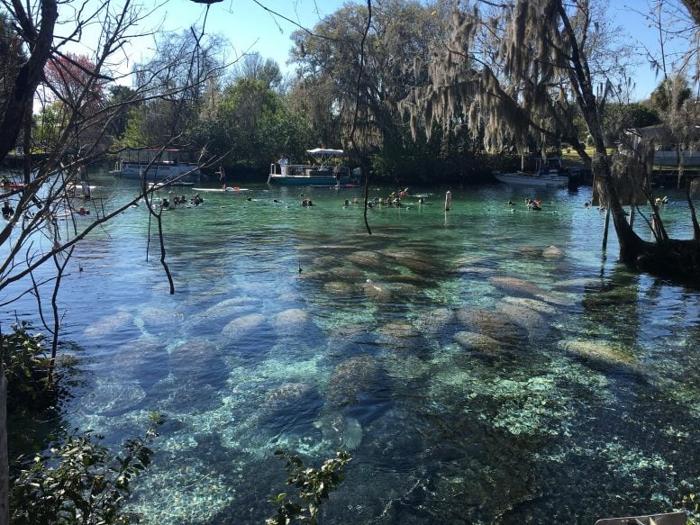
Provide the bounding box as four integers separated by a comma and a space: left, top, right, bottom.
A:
192, 187, 251, 193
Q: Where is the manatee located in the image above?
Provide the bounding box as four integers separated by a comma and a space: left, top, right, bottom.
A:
346, 250, 385, 270
326, 266, 366, 281
455, 266, 496, 275
169, 339, 224, 386
388, 282, 420, 296
139, 306, 184, 331
454, 331, 502, 353
186, 298, 259, 332
324, 281, 355, 295
221, 313, 266, 338
326, 355, 380, 407
542, 245, 564, 259
271, 308, 311, 334
489, 276, 545, 297
557, 339, 635, 366
516, 245, 544, 258
377, 321, 420, 350
361, 280, 393, 302
553, 277, 605, 290
503, 296, 558, 315
384, 273, 432, 285
265, 382, 315, 409
313, 255, 338, 268
496, 302, 547, 339
455, 308, 528, 346
84, 311, 134, 338
385, 252, 436, 273
535, 292, 577, 307
413, 307, 455, 334
111, 335, 167, 383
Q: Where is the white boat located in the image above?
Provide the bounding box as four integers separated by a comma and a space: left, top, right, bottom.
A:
268, 148, 360, 186
494, 157, 569, 188
110, 149, 200, 182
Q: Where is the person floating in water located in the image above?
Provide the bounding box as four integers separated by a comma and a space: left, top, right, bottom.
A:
302, 198, 313, 207
508, 200, 514, 206
2, 200, 14, 219
191, 194, 203, 206
161, 198, 170, 210
344, 199, 350, 207
527, 198, 542, 211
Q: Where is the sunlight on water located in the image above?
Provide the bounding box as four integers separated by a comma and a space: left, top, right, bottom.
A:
3, 171, 700, 523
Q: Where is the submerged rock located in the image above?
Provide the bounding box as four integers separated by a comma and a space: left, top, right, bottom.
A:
454, 330, 502, 353
221, 313, 266, 338
503, 296, 558, 315
558, 339, 635, 366
326, 355, 381, 407
489, 276, 545, 297
84, 311, 134, 338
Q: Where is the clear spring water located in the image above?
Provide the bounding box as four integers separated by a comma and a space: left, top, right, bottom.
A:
3, 171, 700, 524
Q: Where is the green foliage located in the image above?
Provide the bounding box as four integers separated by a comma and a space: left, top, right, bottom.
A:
649, 75, 692, 113
1, 321, 53, 410
601, 103, 660, 145
10, 414, 163, 525
266, 450, 351, 525
680, 491, 700, 525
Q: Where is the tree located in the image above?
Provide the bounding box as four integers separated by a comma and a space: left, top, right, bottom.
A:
405, 0, 700, 283
0, 0, 228, 518
649, 75, 692, 113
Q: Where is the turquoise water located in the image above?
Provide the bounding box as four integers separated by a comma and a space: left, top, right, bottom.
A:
3, 171, 700, 523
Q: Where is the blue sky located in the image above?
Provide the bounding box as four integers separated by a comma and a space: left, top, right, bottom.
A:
74, 0, 680, 99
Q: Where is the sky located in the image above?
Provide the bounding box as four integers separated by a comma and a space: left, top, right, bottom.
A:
65, 0, 686, 100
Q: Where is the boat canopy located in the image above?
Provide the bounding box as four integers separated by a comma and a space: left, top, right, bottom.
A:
306, 148, 344, 157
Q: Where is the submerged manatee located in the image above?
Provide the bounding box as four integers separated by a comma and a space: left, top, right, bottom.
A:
326, 355, 381, 407
413, 307, 455, 334
185, 297, 260, 332
455, 308, 527, 346
542, 245, 565, 259
169, 339, 225, 386
139, 306, 184, 331
271, 308, 312, 335
496, 302, 548, 340
489, 276, 545, 297
221, 313, 266, 338
454, 330, 502, 353
558, 339, 636, 367
326, 266, 366, 281
324, 281, 355, 296
346, 250, 386, 270
81, 379, 146, 415
362, 280, 393, 302
503, 296, 558, 315
377, 321, 421, 351
84, 311, 134, 338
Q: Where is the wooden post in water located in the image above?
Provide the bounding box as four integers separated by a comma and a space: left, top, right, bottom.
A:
629, 206, 635, 228
0, 367, 8, 525
602, 207, 611, 251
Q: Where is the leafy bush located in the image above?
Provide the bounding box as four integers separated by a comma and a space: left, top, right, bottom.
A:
10, 413, 163, 525
267, 450, 351, 525
1, 321, 53, 409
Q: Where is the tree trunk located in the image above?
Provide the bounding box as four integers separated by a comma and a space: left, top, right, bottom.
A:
0, 369, 8, 525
